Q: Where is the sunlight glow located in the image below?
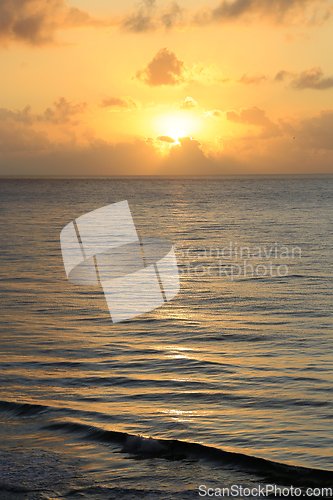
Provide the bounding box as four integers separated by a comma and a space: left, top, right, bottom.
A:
155, 113, 198, 142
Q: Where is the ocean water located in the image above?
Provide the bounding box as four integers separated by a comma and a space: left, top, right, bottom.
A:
0, 176, 332, 499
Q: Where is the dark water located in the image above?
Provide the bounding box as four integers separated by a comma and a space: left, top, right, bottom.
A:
0, 176, 332, 499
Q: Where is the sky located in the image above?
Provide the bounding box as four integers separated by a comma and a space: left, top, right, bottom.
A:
1, 0, 333, 175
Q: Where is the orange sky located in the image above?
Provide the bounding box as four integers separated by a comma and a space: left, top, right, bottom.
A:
1, 0, 333, 175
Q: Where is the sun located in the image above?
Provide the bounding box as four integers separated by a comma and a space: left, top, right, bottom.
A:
154, 112, 198, 143
168, 127, 186, 142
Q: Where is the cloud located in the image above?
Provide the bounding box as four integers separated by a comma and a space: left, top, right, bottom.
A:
0, 97, 89, 153
203, 109, 223, 119
238, 74, 267, 85
216, 107, 333, 173
289, 109, 333, 149
1, 100, 333, 175
136, 49, 229, 87
122, 0, 183, 32
0, 136, 163, 176
275, 67, 333, 89
0, 0, 331, 48
274, 70, 290, 82
0, 105, 48, 152
179, 97, 198, 109
122, 0, 156, 32
136, 47, 185, 86
163, 136, 213, 173
226, 106, 282, 138
40, 97, 87, 125
0, 0, 106, 46
0, 98, 87, 129
157, 135, 176, 143
160, 1, 183, 28
100, 97, 138, 109
189, 63, 230, 85
0, 106, 34, 125
0, 122, 49, 153
226, 106, 268, 125
195, 0, 333, 27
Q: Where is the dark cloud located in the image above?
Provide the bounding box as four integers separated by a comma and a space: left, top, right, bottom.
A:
0, 0, 104, 46
275, 67, 333, 89
41, 97, 87, 125
0, 106, 33, 125
157, 135, 176, 143
136, 48, 185, 86
99, 97, 138, 109
122, 0, 183, 32
179, 97, 198, 109
206, 0, 332, 25
281, 67, 333, 89
274, 70, 290, 82
238, 74, 267, 85
160, 2, 183, 28
226, 106, 282, 138
0, 0, 330, 48
122, 0, 156, 32
122, 0, 332, 33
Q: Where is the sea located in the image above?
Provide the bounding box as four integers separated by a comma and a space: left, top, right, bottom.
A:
0, 176, 332, 499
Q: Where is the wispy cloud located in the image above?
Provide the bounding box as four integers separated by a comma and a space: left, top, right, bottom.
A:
203, 109, 223, 119
275, 67, 333, 89
122, 0, 183, 32
40, 97, 87, 125
238, 74, 267, 85
99, 97, 138, 109
189, 63, 230, 85
194, 0, 333, 27
0, 98, 87, 127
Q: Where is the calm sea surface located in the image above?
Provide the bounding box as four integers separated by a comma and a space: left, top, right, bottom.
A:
0, 177, 332, 499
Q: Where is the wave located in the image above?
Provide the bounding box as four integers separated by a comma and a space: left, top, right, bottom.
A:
1, 400, 333, 487
43, 420, 333, 488
0, 399, 49, 417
